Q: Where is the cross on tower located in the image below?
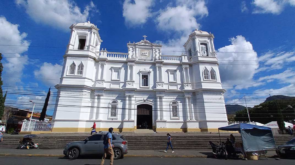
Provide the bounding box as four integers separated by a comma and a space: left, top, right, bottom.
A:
143, 35, 147, 40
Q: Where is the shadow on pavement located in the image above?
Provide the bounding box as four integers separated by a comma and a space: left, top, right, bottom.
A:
200, 152, 213, 158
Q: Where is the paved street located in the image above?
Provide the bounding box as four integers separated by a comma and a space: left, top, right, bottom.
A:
0, 156, 294, 165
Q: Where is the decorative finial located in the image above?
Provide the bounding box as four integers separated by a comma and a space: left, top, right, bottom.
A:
143, 35, 147, 40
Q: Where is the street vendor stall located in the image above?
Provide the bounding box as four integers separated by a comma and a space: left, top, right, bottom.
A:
218, 123, 276, 160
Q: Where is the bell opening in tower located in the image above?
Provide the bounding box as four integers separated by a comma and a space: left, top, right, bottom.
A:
78, 38, 86, 50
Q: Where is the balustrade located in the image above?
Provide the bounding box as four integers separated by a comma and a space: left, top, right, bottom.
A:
161, 55, 181, 61
107, 52, 128, 59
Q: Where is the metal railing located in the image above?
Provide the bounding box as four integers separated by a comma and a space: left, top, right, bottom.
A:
21, 120, 54, 132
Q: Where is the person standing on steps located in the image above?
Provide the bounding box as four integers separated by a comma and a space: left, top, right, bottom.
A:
91, 122, 97, 135
164, 133, 174, 153
101, 127, 114, 165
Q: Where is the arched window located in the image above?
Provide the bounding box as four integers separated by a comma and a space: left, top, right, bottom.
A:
77, 62, 84, 75
210, 68, 216, 80
110, 100, 118, 117
69, 62, 76, 74
171, 101, 178, 117
204, 68, 210, 80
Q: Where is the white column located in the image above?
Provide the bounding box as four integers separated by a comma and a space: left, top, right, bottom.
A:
124, 95, 129, 120
157, 96, 161, 120
128, 95, 133, 120
160, 96, 164, 120
185, 96, 191, 121
96, 63, 100, 80
96, 95, 101, 120
100, 63, 105, 80
130, 65, 133, 81
156, 66, 159, 82
186, 67, 190, 83
182, 67, 187, 83
188, 97, 194, 120
92, 95, 98, 120
159, 66, 163, 82
127, 65, 130, 81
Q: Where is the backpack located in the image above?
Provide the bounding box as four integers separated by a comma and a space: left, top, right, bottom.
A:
103, 132, 109, 145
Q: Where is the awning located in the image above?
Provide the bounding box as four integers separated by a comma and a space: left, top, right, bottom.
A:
219, 123, 271, 131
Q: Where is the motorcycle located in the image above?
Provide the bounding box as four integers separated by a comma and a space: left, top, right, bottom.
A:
209, 141, 228, 159
17, 134, 39, 149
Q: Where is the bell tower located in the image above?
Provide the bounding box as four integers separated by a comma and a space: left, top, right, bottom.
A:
183, 29, 228, 131
67, 21, 102, 53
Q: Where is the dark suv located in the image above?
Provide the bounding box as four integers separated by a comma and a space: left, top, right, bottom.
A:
63, 133, 128, 159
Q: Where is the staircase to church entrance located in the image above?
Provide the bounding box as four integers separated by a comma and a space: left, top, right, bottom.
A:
0, 133, 290, 150
134, 129, 155, 133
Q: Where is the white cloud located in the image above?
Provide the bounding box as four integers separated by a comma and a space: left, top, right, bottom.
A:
241, 1, 249, 13
123, 0, 154, 26
34, 62, 62, 87
257, 51, 295, 71
156, 0, 208, 55
258, 69, 295, 84
217, 36, 259, 90
156, 0, 208, 33
15, 0, 96, 31
0, 17, 29, 85
252, 0, 295, 14
254, 84, 295, 98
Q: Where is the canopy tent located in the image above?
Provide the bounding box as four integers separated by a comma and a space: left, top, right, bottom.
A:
264, 121, 294, 128
218, 123, 276, 152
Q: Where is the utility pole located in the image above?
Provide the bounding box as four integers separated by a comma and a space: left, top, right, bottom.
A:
27, 101, 35, 131
244, 96, 251, 123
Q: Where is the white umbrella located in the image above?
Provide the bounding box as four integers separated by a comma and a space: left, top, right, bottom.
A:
264, 121, 294, 128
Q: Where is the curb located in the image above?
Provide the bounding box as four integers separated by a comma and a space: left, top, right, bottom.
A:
0, 153, 64, 157
0, 153, 275, 159
0, 153, 208, 158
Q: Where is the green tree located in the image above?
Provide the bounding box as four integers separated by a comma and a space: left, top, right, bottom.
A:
0, 53, 4, 119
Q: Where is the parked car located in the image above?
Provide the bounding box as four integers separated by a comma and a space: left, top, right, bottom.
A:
63, 133, 128, 159
276, 138, 295, 158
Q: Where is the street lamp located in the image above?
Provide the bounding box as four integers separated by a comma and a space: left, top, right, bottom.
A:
244, 96, 251, 123
27, 101, 35, 131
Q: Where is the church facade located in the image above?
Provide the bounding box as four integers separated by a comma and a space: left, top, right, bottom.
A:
52, 22, 228, 133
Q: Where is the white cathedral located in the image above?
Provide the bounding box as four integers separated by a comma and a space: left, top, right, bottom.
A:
52, 22, 228, 133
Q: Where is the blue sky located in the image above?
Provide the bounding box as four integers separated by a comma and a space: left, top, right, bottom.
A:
0, 0, 295, 116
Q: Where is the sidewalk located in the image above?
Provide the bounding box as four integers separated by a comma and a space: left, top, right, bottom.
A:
0, 149, 277, 158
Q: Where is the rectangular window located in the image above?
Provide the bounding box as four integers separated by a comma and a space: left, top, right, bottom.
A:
112, 69, 120, 80
169, 71, 176, 82
78, 39, 86, 50
142, 75, 148, 86
172, 106, 177, 117
111, 105, 116, 117
188, 49, 192, 56
200, 43, 208, 56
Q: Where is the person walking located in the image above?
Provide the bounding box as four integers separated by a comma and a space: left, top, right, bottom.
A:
288, 126, 293, 136
91, 122, 97, 135
101, 127, 114, 165
164, 133, 174, 153
0, 131, 3, 142
230, 134, 235, 145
